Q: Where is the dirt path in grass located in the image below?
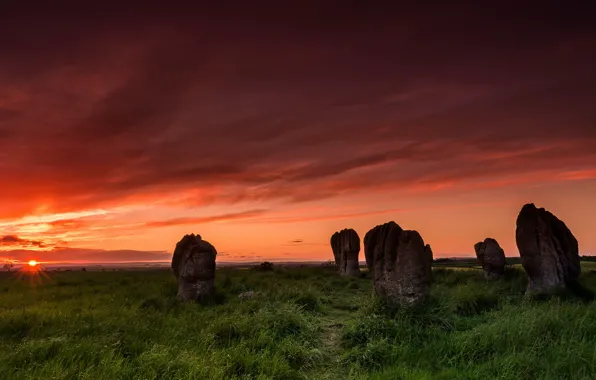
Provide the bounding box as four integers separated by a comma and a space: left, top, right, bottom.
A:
305, 273, 371, 378
312, 306, 356, 379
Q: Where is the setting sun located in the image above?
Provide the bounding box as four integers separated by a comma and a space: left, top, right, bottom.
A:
28, 260, 37, 267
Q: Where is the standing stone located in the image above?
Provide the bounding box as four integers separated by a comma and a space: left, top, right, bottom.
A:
516, 203, 580, 295
330, 228, 361, 277
474, 238, 506, 280
424, 244, 434, 279
364, 221, 432, 305
171, 234, 217, 302
363, 225, 380, 272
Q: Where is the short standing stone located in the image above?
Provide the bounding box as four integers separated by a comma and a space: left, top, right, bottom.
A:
171, 234, 217, 302
330, 228, 361, 277
516, 203, 580, 295
474, 238, 506, 280
364, 221, 432, 305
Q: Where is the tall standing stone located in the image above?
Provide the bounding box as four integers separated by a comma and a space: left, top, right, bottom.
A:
424, 244, 434, 279
474, 238, 506, 280
330, 228, 361, 277
364, 221, 432, 305
516, 203, 580, 295
171, 234, 217, 302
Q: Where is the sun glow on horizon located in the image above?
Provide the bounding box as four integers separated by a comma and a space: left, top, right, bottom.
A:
28, 260, 37, 267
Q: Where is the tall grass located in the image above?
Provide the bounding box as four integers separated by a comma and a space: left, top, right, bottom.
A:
1, 264, 595, 379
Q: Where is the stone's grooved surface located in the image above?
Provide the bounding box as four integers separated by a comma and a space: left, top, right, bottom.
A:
364, 221, 432, 306
171, 233, 217, 302
516, 203, 580, 295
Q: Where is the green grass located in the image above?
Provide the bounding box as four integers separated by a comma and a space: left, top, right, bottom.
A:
1, 263, 595, 379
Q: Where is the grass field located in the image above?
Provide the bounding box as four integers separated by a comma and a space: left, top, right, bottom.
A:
1, 262, 596, 379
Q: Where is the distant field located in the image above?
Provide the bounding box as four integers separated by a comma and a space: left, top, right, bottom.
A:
1, 262, 596, 379
580, 261, 596, 271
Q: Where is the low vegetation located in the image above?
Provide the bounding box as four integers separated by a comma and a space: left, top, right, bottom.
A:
1, 262, 596, 379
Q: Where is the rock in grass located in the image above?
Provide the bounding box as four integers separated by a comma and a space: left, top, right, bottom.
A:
330, 228, 361, 277
516, 203, 580, 295
171, 234, 217, 302
238, 291, 258, 300
364, 221, 432, 305
474, 238, 506, 280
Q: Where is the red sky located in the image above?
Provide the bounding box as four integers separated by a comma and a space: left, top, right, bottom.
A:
1, 3, 595, 263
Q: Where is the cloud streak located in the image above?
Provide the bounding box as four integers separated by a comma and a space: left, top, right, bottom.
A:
0, 248, 172, 264
144, 209, 269, 228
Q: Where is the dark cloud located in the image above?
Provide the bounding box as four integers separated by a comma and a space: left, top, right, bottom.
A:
0, 235, 45, 248
0, 2, 595, 217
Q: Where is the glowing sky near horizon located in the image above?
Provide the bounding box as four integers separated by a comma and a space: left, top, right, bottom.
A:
1, 3, 595, 263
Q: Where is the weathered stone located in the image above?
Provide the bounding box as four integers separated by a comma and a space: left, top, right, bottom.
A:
171, 234, 217, 302
516, 203, 580, 295
330, 228, 361, 277
474, 238, 506, 280
363, 221, 432, 305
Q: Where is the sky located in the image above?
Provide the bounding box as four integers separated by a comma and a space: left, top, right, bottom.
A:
1, 3, 595, 263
